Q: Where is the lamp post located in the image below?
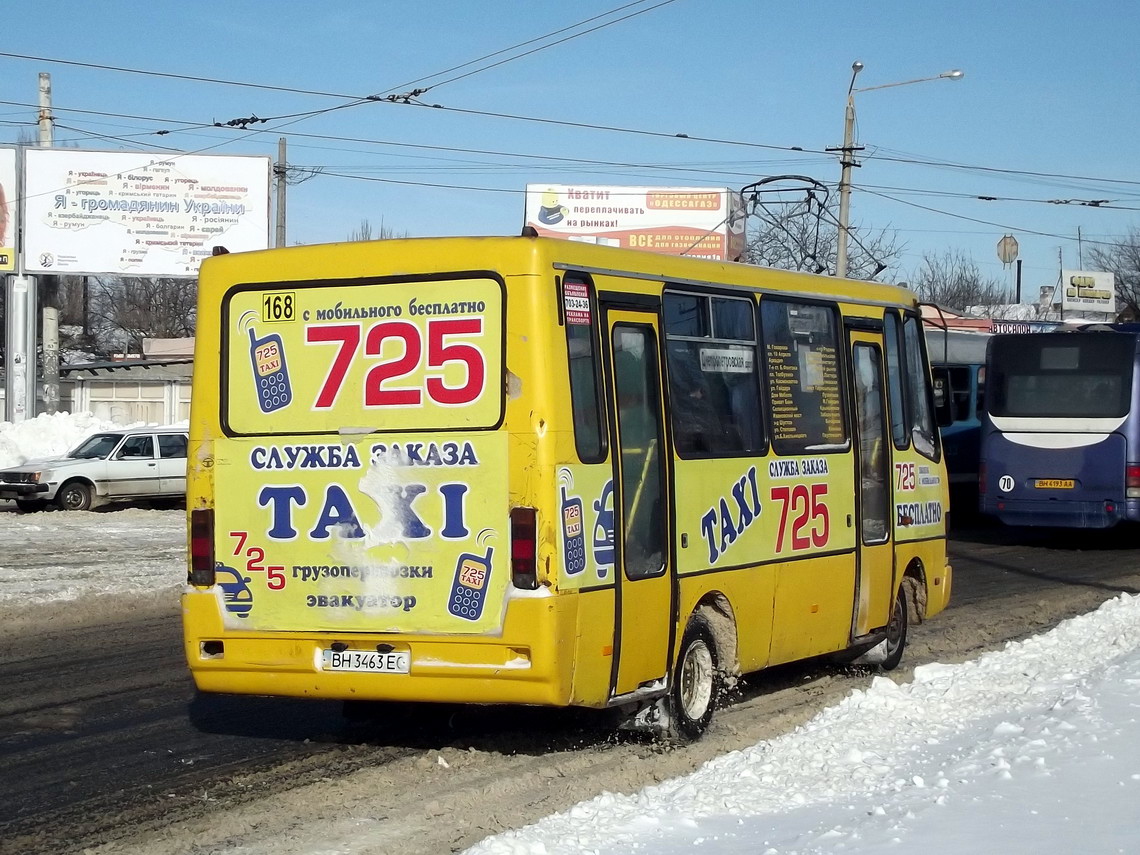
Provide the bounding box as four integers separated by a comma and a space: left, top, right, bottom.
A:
834, 62, 964, 279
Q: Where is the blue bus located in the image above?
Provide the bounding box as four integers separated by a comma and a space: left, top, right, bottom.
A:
926, 328, 989, 506
979, 327, 1140, 528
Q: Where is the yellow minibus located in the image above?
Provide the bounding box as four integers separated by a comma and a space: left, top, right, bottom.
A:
182, 233, 951, 740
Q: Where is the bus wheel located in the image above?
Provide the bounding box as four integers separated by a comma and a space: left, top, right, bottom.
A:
665, 618, 718, 742
56, 481, 94, 512
857, 585, 909, 671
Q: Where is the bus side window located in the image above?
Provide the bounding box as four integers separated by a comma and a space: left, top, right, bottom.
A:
902, 314, 940, 460
760, 299, 847, 454
663, 291, 764, 456
883, 312, 909, 448
931, 366, 953, 427
563, 275, 606, 463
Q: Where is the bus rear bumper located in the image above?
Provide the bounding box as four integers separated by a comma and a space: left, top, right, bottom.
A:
981, 498, 1128, 529
181, 590, 575, 707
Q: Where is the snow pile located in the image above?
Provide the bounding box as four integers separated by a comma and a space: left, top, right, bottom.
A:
467, 593, 1140, 854
0, 411, 123, 468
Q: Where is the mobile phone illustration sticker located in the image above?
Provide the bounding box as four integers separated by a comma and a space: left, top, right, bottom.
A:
561, 485, 586, 575
248, 327, 293, 413
448, 546, 493, 621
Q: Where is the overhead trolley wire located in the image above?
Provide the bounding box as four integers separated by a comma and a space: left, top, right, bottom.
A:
861, 187, 1124, 246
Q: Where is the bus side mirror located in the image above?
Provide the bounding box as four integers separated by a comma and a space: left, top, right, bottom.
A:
931, 367, 953, 427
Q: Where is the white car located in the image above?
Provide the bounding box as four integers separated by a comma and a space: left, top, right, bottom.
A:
0, 426, 189, 512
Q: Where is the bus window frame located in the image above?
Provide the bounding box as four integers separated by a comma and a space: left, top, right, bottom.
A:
851, 340, 892, 546
883, 310, 912, 450
560, 272, 609, 464
759, 295, 850, 456
608, 320, 669, 582
662, 286, 768, 461
901, 310, 942, 464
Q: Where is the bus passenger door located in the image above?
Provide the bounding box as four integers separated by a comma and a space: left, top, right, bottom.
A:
847, 330, 894, 637
604, 310, 673, 698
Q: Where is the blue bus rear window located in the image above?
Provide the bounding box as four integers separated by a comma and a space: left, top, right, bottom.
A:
989, 333, 1134, 418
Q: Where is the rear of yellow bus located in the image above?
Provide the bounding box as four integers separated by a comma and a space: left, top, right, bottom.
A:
182, 237, 580, 707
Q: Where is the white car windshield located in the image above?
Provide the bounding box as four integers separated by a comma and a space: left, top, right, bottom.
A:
69, 434, 122, 460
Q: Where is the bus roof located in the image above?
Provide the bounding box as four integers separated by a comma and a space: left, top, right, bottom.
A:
200, 234, 919, 310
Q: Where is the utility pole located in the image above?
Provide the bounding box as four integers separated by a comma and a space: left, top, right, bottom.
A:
833, 63, 964, 280
1057, 247, 1065, 322
37, 73, 52, 147
834, 62, 863, 280
39, 72, 61, 415
275, 137, 287, 248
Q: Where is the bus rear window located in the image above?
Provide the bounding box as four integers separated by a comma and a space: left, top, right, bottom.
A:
222, 276, 504, 435
988, 333, 1134, 418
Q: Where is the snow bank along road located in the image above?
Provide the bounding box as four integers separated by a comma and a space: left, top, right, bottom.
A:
1, 508, 1138, 855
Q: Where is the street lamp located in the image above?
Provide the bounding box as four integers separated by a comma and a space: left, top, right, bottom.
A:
834, 62, 964, 278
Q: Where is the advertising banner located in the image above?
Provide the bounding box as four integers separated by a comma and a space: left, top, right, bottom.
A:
212, 432, 510, 635
222, 277, 503, 435
1058, 270, 1116, 314
524, 184, 745, 261
214, 275, 507, 634
0, 146, 15, 272
23, 148, 270, 277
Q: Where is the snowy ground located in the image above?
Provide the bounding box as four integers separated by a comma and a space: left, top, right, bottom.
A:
468, 594, 1140, 855
4, 413, 1139, 854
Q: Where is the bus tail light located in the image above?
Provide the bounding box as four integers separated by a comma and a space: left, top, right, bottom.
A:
1127, 464, 1140, 499
511, 507, 538, 590
978, 461, 987, 495
189, 508, 216, 586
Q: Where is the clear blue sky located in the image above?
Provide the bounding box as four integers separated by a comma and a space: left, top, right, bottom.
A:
3, 0, 1138, 298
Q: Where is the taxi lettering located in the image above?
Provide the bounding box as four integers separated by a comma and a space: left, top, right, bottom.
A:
700, 466, 762, 564
257, 482, 470, 541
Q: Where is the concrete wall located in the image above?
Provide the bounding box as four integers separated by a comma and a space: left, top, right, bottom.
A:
0, 366, 192, 426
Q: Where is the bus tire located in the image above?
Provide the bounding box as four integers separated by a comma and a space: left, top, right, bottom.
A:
665, 617, 719, 742
56, 480, 94, 512
856, 584, 909, 671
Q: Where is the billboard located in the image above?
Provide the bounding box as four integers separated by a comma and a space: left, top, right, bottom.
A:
1058, 269, 1116, 314
524, 184, 745, 261
0, 146, 15, 272
23, 148, 271, 277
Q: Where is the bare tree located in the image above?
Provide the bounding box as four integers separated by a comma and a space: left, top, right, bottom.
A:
347, 218, 408, 242
743, 198, 903, 281
87, 276, 197, 356
908, 251, 1005, 311
53, 275, 88, 329
1088, 227, 1140, 320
